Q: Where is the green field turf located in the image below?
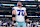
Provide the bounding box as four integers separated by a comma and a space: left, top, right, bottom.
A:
38, 26, 40, 27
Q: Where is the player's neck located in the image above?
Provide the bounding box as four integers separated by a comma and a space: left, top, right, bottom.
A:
17, 6, 22, 9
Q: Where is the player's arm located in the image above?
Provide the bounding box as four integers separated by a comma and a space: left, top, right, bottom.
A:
24, 8, 27, 20
24, 11, 27, 16
25, 11, 27, 20
12, 10, 16, 21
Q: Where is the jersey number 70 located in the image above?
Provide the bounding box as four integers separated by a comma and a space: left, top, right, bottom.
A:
17, 10, 24, 16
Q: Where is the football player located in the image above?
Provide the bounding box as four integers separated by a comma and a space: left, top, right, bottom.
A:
12, 1, 27, 27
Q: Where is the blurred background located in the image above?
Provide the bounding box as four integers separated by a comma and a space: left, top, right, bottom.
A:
0, 0, 40, 27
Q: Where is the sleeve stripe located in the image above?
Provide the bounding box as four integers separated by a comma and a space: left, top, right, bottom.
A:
12, 9, 14, 10
12, 7, 15, 10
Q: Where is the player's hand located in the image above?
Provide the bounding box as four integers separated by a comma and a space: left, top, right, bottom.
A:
12, 17, 15, 21
14, 23, 18, 26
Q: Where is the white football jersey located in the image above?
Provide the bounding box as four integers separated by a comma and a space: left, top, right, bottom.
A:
12, 7, 26, 22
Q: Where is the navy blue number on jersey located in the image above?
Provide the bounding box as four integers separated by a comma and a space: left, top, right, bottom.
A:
17, 10, 24, 16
